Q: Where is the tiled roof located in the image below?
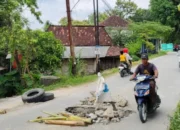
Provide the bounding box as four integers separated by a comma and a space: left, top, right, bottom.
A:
48, 25, 113, 46
100, 15, 128, 27
106, 46, 121, 57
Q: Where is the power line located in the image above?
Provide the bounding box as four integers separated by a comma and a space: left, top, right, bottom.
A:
71, 0, 81, 11
101, 0, 112, 10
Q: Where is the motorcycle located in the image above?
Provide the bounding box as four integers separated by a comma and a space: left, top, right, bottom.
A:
177, 51, 180, 68
118, 63, 133, 77
131, 75, 161, 123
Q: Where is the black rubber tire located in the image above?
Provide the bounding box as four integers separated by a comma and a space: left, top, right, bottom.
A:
41, 93, 54, 102
22, 88, 45, 103
139, 103, 147, 123
120, 70, 126, 77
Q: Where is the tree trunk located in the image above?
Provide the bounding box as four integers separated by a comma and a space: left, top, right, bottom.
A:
14, 50, 25, 86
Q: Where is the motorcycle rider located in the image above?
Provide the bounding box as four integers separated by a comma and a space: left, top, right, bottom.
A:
123, 48, 133, 74
130, 53, 161, 106
119, 50, 129, 71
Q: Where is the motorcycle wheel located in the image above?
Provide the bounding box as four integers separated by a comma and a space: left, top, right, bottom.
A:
120, 69, 126, 77
139, 103, 147, 123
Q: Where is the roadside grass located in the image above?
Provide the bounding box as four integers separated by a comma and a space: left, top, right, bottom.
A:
21, 51, 167, 93
43, 68, 118, 91
169, 102, 180, 130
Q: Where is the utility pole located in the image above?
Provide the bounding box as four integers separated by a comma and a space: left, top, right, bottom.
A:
96, 0, 100, 73
93, 0, 100, 73
66, 0, 76, 75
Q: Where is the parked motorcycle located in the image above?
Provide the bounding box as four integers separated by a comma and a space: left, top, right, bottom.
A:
131, 75, 161, 123
177, 50, 180, 68
118, 63, 131, 77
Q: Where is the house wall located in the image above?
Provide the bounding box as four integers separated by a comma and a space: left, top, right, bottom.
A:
60, 57, 119, 75
100, 57, 119, 70
61, 59, 96, 75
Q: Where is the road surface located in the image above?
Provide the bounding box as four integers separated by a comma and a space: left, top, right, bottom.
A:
0, 52, 180, 130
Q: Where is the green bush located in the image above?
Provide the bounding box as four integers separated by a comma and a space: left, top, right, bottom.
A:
0, 70, 22, 97
132, 55, 140, 61
30, 31, 65, 74
170, 103, 180, 130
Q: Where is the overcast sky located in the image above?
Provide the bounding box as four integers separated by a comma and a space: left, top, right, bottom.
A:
23, 0, 150, 29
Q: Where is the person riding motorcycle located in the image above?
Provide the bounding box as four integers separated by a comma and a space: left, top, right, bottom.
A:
130, 53, 161, 105
123, 48, 133, 74
119, 50, 129, 71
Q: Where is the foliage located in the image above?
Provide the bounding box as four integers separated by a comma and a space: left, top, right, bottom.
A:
30, 30, 65, 74
0, 0, 41, 27
114, 0, 137, 18
43, 20, 51, 31
88, 12, 109, 25
0, 70, 22, 97
125, 37, 143, 55
150, 0, 180, 43
131, 55, 140, 61
150, 0, 177, 26
59, 17, 90, 25
0, 25, 65, 88
107, 28, 133, 46
128, 22, 174, 41
124, 22, 172, 55
130, 8, 155, 22
59, 12, 109, 26
68, 53, 86, 77
170, 102, 180, 130
76, 54, 86, 76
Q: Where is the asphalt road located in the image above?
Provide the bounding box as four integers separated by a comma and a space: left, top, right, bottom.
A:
0, 52, 180, 130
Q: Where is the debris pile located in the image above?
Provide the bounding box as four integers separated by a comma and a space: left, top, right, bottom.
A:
30, 93, 134, 126
65, 92, 134, 125
30, 111, 92, 126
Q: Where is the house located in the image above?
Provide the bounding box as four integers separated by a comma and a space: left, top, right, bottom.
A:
101, 16, 160, 53
100, 15, 130, 47
100, 15, 128, 28
48, 25, 121, 74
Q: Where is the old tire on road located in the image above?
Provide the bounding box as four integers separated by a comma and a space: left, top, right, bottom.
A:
22, 88, 45, 103
41, 93, 54, 102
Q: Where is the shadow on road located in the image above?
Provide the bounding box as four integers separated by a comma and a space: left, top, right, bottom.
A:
147, 109, 162, 121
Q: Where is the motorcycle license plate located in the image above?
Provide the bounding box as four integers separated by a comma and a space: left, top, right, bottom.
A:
119, 66, 124, 70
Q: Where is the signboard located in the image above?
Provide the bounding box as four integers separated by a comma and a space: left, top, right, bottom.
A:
95, 46, 100, 55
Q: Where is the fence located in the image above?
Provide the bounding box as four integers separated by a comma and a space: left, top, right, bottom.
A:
161, 43, 173, 51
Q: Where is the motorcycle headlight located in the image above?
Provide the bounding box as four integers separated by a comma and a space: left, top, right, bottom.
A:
144, 90, 150, 96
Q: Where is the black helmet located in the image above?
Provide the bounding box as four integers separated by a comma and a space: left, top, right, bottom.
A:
141, 53, 148, 60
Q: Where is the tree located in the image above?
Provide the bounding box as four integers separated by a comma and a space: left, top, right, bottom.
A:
0, 0, 42, 27
114, 0, 138, 19
59, 12, 109, 26
88, 12, 109, 24
30, 30, 65, 74
130, 8, 154, 22
43, 20, 51, 31
128, 22, 173, 42
59, 17, 90, 25
150, 0, 180, 43
0, 25, 65, 86
106, 27, 134, 46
